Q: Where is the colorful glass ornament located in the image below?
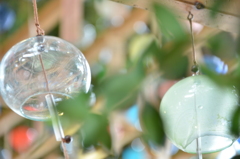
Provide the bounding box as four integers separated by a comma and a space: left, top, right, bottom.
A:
160, 75, 238, 153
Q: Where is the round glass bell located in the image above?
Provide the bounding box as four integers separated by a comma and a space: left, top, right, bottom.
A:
160, 75, 238, 154
0, 36, 91, 121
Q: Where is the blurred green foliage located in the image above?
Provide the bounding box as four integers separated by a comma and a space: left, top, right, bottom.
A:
141, 102, 165, 146
57, 2, 192, 155
210, 0, 228, 17
153, 3, 187, 42
205, 32, 237, 59
97, 66, 145, 111
80, 114, 111, 149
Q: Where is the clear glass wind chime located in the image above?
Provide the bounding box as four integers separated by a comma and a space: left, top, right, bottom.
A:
159, 12, 238, 158
0, 0, 91, 158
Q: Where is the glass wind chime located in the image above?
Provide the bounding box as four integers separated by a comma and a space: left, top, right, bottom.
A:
0, 0, 91, 158
159, 12, 238, 158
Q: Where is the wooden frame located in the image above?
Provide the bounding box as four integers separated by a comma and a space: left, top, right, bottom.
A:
111, 0, 240, 34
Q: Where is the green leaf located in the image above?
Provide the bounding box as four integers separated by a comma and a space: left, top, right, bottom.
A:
138, 40, 159, 64
155, 41, 190, 79
141, 102, 165, 146
98, 67, 144, 111
152, 3, 196, 79
80, 114, 111, 149
160, 54, 189, 79
230, 107, 240, 137
200, 65, 239, 87
91, 62, 107, 86
206, 32, 236, 59
57, 92, 91, 121
141, 40, 189, 79
153, 3, 186, 41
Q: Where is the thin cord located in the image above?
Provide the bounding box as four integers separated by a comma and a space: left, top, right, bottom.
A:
33, 1, 69, 158
39, 54, 69, 159
61, 142, 70, 159
32, 0, 45, 35
187, 12, 197, 65
39, 51, 69, 159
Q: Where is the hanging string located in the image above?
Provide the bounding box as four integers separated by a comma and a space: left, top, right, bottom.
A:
187, 12, 199, 74
188, 12, 202, 159
61, 142, 70, 159
32, 1, 72, 159
32, 0, 45, 36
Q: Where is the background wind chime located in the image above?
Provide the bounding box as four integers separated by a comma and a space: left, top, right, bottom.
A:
160, 12, 239, 159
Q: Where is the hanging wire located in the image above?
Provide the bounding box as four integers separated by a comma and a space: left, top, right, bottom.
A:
188, 11, 202, 159
32, 0, 45, 35
187, 12, 199, 74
